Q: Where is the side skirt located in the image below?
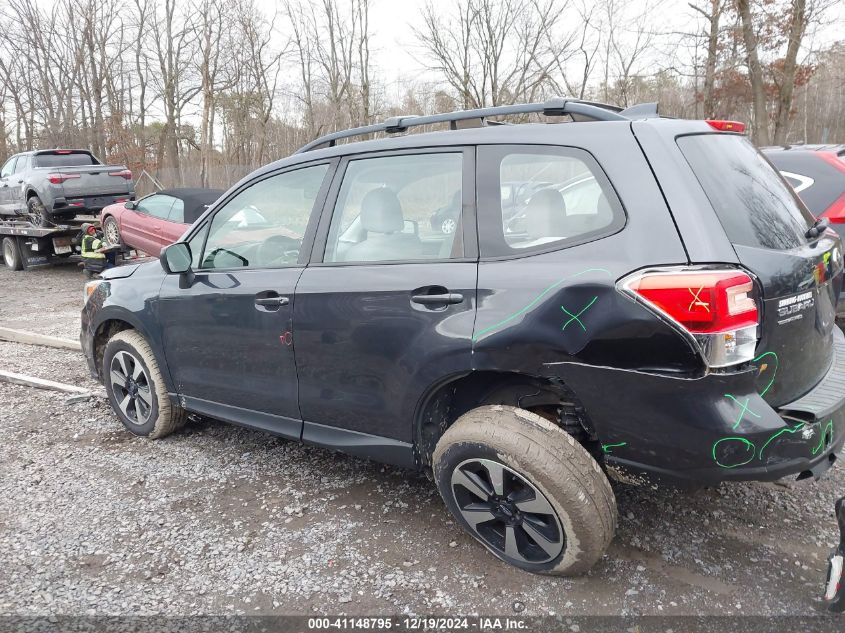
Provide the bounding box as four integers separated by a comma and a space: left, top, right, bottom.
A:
302, 420, 417, 469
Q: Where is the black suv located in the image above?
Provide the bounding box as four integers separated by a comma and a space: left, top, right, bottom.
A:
82, 99, 845, 576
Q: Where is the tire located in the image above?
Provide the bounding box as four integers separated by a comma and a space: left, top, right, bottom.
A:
2, 237, 23, 271
103, 215, 122, 246
27, 196, 50, 227
433, 405, 617, 575
103, 330, 186, 438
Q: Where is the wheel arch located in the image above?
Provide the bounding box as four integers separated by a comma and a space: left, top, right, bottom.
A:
91, 310, 174, 392
413, 370, 599, 469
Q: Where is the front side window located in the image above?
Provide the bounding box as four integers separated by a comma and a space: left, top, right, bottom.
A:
137, 195, 176, 219
195, 163, 329, 270
478, 146, 625, 257
1, 157, 17, 178
168, 199, 185, 223
324, 152, 464, 263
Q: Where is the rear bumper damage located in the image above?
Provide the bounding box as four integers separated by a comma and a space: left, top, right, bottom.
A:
546, 327, 845, 487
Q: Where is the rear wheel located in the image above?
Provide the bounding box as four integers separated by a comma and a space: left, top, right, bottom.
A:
2, 237, 23, 271
103, 215, 121, 246
103, 330, 186, 438
433, 405, 616, 575
27, 196, 50, 227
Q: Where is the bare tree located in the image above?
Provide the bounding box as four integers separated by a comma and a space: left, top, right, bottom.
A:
689, 0, 723, 118
736, 0, 772, 144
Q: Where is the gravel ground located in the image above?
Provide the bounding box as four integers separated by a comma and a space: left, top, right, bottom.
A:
0, 263, 843, 617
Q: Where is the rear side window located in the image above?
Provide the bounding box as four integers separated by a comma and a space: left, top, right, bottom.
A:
34, 152, 97, 168
677, 134, 815, 250
477, 146, 625, 257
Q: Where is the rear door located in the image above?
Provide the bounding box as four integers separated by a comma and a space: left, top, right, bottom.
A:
672, 131, 844, 405
292, 148, 477, 454
8, 155, 29, 213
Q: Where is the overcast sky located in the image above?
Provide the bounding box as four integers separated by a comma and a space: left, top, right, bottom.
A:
256, 0, 845, 94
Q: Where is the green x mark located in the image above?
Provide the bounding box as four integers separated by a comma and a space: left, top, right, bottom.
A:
561, 296, 598, 332
724, 394, 761, 430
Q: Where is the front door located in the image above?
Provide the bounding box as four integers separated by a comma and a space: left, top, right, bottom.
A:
125, 194, 176, 255
0, 156, 18, 214
158, 162, 333, 438
293, 149, 478, 452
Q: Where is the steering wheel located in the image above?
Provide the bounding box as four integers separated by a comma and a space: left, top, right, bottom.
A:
257, 234, 301, 267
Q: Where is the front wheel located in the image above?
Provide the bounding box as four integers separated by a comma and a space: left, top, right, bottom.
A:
433, 405, 617, 575
103, 215, 121, 246
103, 330, 186, 438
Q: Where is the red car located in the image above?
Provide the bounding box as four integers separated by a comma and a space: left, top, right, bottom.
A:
100, 188, 223, 256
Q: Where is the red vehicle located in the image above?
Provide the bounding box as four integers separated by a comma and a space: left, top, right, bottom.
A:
100, 188, 222, 255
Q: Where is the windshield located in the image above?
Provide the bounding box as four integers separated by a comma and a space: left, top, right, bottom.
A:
677, 134, 815, 250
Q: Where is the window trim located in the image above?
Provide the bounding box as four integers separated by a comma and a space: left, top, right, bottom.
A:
186, 158, 337, 273
476, 144, 627, 261
309, 146, 478, 267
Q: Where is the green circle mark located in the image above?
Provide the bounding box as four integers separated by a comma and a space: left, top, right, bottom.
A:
712, 437, 756, 469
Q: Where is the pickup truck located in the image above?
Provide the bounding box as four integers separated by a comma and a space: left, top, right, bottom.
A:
0, 149, 135, 226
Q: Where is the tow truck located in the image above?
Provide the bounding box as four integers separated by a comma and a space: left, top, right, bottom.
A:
0, 216, 95, 271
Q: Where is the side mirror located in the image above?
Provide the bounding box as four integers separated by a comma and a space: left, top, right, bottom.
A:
124, 200, 137, 210
160, 242, 192, 275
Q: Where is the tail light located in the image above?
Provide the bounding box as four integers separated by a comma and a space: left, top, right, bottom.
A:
109, 169, 133, 180
820, 193, 845, 224
619, 268, 759, 367
47, 173, 80, 184
817, 153, 845, 224
705, 120, 746, 133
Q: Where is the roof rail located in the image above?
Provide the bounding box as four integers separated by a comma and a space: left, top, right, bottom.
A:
295, 97, 629, 154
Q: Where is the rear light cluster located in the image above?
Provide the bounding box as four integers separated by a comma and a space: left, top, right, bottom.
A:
109, 169, 133, 180
619, 268, 759, 368
47, 173, 80, 184
705, 120, 746, 133
818, 152, 845, 224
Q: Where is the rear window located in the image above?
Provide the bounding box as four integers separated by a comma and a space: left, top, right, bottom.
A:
34, 152, 98, 168
677, 134, 814, 250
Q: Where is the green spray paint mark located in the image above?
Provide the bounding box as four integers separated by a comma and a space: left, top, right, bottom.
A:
757, 421, 805, 462
472, 268, 611, 341
752, 351, 779, 397
724, 394, 761, 430
561, 296, 599, 332
811, 420, 834, 456
601, 441, 627, 454
712, 437, 756, 469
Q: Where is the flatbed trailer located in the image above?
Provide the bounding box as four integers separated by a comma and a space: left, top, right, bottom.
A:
0, 216, 96, 271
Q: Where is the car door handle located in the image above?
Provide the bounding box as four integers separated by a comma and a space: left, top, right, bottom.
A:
255, 296, 289, 307
411, 293, 464, 306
